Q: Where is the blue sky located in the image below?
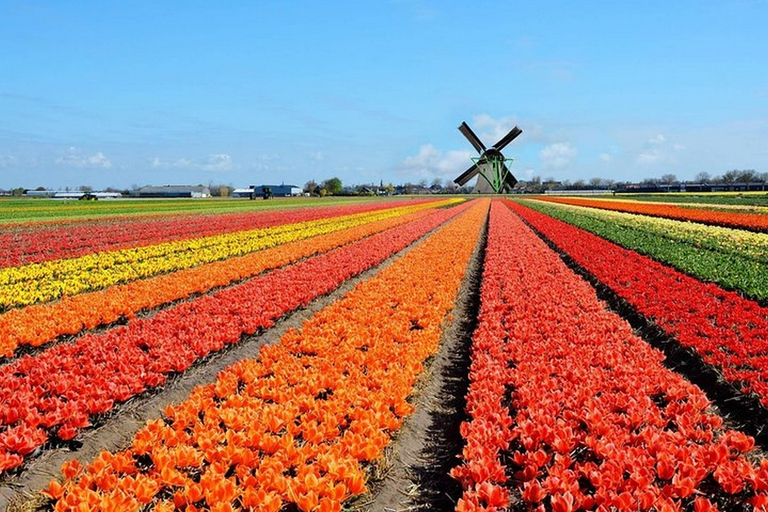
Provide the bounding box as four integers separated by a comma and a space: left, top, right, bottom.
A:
1, 1, 767, 190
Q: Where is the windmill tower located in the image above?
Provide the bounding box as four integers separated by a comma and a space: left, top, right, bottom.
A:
454, 121, 522, 193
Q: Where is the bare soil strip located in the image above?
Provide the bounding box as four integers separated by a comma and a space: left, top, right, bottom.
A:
516, 211, 768, 451
1, 209, 463, 512
355, 207, 488, 512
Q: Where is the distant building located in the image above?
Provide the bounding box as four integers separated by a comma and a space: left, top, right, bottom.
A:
134, 185, 211, 198
241, 184, 302, 197
231, 188, 254, 198
24, 190, 122, 199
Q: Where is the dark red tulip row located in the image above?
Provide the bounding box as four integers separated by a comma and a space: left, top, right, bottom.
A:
451, 200, 768, 512
0, 199, 435, 268
505, 200, 768, 408
0, 201, 469, 474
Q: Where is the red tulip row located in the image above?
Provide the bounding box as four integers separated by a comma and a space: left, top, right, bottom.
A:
0, 199, 433, 268
505, 200, 768, 407
536, 196, 768, 232
0, 201, 470, 473
451, 201, 768, 512
45, 200, 489, 512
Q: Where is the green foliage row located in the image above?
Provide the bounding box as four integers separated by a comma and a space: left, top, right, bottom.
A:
518, 199, 768, 303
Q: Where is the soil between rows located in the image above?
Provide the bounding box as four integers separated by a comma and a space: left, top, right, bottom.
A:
2, 205, 478, 512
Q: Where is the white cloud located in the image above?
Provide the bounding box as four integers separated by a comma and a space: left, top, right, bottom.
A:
637, 148, 662, 164
636, 133, 684, 165
0, 155, 16, 167
401, 144, 473, 179
599, 153, 613, 163
56, 147, 112, 168
200, 154, 233, 171
151, 153, 235, 172
540, 142, 577, 169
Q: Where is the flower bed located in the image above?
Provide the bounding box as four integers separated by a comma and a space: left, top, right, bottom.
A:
0, 200, 454, 310
0, 201, 471, 473
536, 196, 768, 232
0, 199, 437, 268
506, 200, 768, 408
451, 201, 768, 512
0, 202, 454, 357
519, 199, 768, 301
43, 200, 488, 511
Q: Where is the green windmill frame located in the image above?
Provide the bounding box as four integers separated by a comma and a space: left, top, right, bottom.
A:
472, 155, 516, 194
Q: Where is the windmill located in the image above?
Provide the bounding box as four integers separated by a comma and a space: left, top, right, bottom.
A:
454, 121, 522, 193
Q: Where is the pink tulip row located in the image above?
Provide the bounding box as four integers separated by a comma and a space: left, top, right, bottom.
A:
451, 201, 768, 512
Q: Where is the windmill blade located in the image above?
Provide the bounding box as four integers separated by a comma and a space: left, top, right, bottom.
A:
454, 163, 481, 186
458, 122, 486, 154
500, 162, 518, 190
492, 126, 523, 151
503, 170, 518, 190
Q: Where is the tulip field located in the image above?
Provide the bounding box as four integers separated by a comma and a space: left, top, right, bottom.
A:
2, 194, 768, 512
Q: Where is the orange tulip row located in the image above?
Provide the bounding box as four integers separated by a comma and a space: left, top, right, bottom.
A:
0, 203, 445, 358
45, 199, 489, 512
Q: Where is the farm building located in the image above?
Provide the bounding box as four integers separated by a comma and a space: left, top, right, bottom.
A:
24, 190, 123, 199
232, 185, 302, 198
133, 185, 211, 198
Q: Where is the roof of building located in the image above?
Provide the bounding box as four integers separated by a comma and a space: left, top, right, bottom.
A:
137, 185, 210, 193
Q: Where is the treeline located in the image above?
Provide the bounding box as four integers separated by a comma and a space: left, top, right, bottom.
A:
517, 169, 767, 194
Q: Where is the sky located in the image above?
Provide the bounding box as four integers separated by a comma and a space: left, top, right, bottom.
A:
1, 0, 767, 191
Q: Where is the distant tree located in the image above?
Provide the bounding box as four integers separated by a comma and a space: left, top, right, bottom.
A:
207, 184, 232, 197
304, 180, 318, 195
35, 186, 46, 191
589, 177, 604, 189
573, 179, 586, 190
430, 177, 443, 190
757, 172, 768, 183
737, 169, 757, 183
12, 187, 25, 197
660, 174, 678, 184
78, 185, 93, 192
524, 176, 545, 193
695, 172, 711, 184
384, 183, 395, 195
321, 177, 342, 195
721, 170, 740, 183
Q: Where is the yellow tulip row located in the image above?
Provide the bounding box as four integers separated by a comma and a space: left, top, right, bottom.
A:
532, 199, 768, 262
0, 199, 462, 310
